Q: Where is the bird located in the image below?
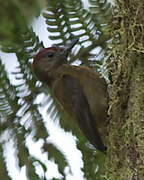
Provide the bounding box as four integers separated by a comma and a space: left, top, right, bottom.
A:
32, 39, 108, 153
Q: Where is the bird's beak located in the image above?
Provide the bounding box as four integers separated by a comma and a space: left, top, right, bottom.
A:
62, 38, 79, 56
53, 38, 79, 67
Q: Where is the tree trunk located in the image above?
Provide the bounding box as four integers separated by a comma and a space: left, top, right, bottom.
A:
105, 0, 144, 179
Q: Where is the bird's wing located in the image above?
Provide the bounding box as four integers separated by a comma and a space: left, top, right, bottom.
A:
53, 74, 106, 153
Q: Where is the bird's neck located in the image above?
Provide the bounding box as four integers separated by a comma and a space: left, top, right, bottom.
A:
33, 63, 76, 86
33, 63, 55, 86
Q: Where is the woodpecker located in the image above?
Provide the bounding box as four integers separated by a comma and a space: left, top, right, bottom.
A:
32, 39, 108, 153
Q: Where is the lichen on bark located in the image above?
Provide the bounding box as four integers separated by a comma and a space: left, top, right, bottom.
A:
105, 0, 144, 179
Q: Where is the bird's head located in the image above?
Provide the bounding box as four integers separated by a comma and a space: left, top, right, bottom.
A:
32, 39, 78, 83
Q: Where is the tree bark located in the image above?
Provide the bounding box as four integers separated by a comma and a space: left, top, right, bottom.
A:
105, 0, 144, 179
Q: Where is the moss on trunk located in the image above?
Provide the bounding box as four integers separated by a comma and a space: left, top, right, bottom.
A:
105, 0, 144, 179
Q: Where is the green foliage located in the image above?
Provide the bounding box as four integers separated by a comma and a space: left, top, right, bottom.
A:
44, 0, 111, 68
43, 143, 68, 179
0, 0, 43, 48
0, 60, 19, 128
0, 145, 11, 180
0, 0, 112, 179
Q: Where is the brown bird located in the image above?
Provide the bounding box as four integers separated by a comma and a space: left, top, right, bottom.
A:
32, 39, 108, 153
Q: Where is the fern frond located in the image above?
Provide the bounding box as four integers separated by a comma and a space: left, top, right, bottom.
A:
0, 60, 19, 126
43, 0, 111, 69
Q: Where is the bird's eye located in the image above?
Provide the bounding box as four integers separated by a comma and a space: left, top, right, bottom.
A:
47, 51, 54, 58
